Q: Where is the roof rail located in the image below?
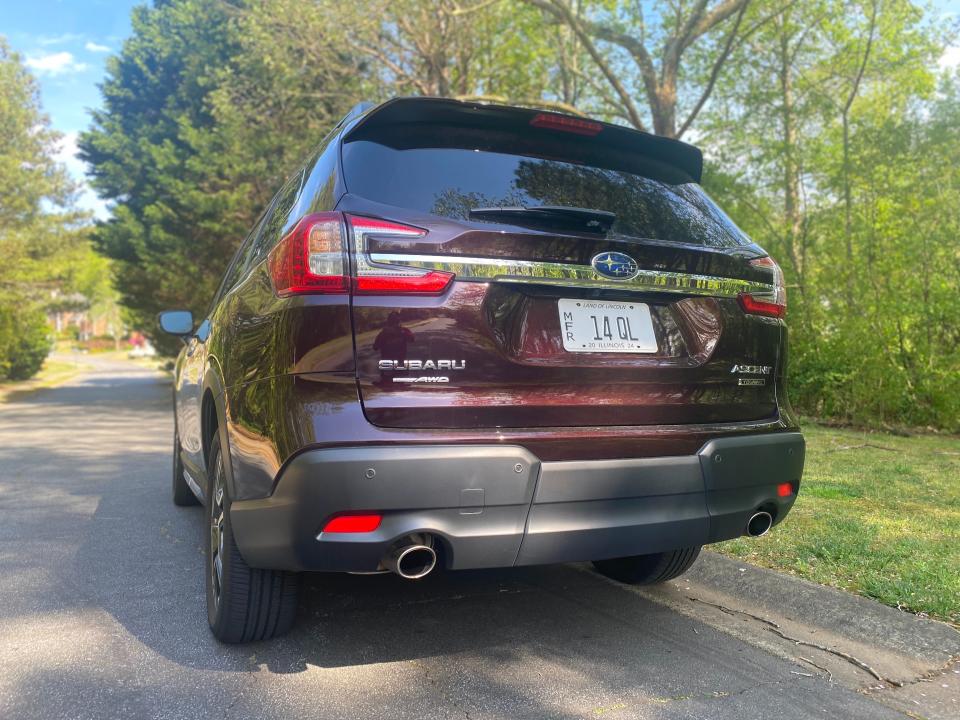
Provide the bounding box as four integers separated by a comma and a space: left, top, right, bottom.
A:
337, 101, 377, 129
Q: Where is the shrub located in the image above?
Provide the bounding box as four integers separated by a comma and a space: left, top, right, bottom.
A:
0, 305, 52, 381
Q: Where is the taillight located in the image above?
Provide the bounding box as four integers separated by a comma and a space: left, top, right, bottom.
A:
268, 213, 455, 296
530, 112, 603, 136
739, 256, 786, 318
268, 212, 348, 296
349, 216, 454, 295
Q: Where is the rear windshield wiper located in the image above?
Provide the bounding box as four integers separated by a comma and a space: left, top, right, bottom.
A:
468, 205, 616, 234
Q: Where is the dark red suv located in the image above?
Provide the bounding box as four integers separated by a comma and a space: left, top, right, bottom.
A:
159, 98, 804, 643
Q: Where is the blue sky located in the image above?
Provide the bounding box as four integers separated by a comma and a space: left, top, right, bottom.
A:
1, 1, 141, 217
1, 0, 959, 221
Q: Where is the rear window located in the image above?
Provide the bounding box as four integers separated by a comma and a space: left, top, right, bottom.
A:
342, 133, 751, 249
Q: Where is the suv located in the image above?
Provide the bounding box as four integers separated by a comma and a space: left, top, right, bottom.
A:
159, 98, 804, 643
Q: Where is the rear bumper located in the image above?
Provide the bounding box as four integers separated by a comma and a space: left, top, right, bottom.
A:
230, 432, 804, 572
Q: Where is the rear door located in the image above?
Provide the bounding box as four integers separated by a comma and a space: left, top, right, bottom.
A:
339, 102, 783, 429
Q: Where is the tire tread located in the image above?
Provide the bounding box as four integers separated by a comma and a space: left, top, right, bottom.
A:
206, 434, 299, 643
593, 546, 702, 585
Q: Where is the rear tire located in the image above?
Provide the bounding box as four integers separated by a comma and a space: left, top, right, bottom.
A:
593, 546, 702, 585
205, 433, 299, 643
172, 429, 199, 506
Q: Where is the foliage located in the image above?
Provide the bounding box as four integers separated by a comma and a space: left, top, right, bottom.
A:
525, 0, 771, 137
0, 306, 50, 381
79, 1, 246, 354
0, 38, 83, 380
700, 0, 959, 430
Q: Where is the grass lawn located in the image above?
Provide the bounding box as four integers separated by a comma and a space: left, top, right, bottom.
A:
716, 422, 960, 626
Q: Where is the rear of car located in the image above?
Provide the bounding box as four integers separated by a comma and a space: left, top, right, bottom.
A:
170, 98, 804, 642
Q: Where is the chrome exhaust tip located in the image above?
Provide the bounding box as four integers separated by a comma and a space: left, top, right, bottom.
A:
389, 545, 437, 580
383, 536, 438, 580
746, 511, 774, 537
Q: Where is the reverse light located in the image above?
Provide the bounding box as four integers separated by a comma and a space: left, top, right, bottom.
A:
349, 216, 454, 295
530, 112, 603, 136
739, 256, 786, 318
268, 212, 348, 296
321, 514, 382, 533
777, 482, 793, 498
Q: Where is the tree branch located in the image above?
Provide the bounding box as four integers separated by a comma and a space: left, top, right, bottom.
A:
525, 0, 648, 131
677, 0, 749, 138
685, 0, 751, 49
843, 0, 878, 114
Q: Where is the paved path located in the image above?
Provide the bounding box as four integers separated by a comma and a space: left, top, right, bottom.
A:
0, 359, 921, 719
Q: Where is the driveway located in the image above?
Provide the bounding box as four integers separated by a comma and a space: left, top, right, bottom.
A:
0, 358, 943, 719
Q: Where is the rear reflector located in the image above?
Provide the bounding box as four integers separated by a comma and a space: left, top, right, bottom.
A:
268, 212, 348, 296
530, 112, 602, 136
322, 514, 382, 533
777, 482, 793, 498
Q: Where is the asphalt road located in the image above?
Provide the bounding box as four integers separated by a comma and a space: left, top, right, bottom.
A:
0, 357, 914, 720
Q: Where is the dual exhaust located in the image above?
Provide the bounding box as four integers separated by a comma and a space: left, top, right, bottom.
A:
378, 514, 771, 578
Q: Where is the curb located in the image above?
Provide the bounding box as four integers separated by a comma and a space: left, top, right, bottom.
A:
686, 551, 959, 666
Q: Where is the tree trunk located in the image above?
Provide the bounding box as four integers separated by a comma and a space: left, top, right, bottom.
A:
779, 25, 803, 286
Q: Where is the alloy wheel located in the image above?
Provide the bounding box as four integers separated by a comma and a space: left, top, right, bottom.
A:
209, 452, 225, 608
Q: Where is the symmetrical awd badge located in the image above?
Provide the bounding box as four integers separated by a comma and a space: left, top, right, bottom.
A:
379, 359, 466, 384
731, 363, 772, 387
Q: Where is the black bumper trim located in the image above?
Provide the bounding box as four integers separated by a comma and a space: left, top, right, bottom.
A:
229, 433, 804, 571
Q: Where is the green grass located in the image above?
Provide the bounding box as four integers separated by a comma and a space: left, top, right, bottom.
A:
716, 423, 960, 626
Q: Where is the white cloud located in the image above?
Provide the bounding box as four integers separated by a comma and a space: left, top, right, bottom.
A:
940, 46, 960, 71
24, 51, 88, 76
55, 132, 110, 220
37, 33, 83, 47
84, 41, 111, 53
54, 132, 84, 176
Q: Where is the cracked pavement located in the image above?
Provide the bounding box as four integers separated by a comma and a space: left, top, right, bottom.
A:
0, 357, 952, 719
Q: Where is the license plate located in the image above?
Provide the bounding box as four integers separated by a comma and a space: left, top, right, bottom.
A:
557, 299, 658, 354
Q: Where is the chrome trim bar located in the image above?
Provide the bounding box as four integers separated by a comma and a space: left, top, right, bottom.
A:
367, 253, 772, 297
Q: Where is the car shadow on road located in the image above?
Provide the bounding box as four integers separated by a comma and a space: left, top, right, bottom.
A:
72, 455, 775, 697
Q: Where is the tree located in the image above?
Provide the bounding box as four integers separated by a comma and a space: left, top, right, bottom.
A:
79, 1, 246, 352
0, 38, 81, 380
526, 0, 771, 137
699, 0, 954, 428
346, 0, 574, 109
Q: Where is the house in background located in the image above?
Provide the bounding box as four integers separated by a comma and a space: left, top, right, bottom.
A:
45, 290, 120, 342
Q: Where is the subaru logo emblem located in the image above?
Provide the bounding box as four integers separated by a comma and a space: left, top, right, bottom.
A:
591, 251, 639, 280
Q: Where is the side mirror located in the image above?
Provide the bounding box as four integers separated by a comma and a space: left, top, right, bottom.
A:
158, 310, 194, 336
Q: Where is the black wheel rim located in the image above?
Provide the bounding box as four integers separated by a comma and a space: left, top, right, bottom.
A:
210, 452, 225, 608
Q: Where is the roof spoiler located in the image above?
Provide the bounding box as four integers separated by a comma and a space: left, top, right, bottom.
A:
341, 97, 703, 183
337, 101, 376, 129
